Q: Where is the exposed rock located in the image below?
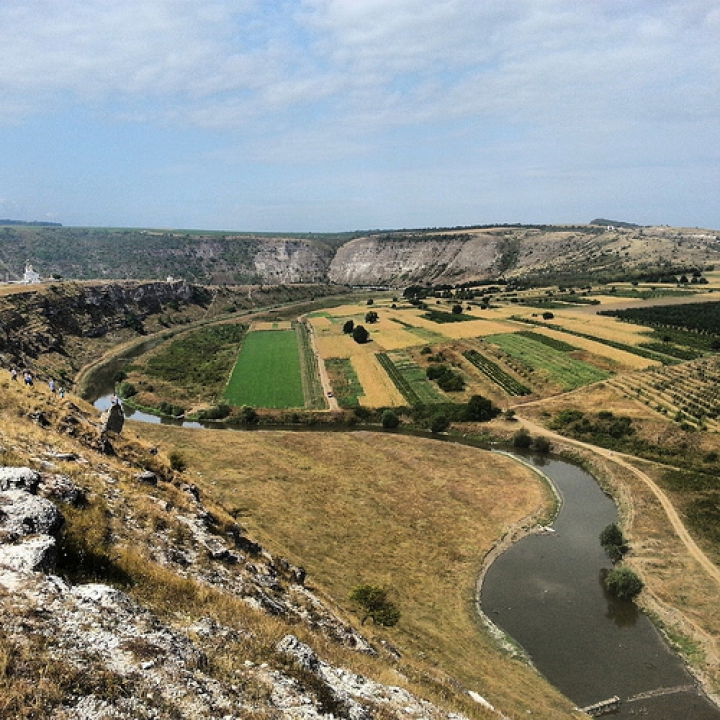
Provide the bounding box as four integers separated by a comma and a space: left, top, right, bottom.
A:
0, 534, 56, 573
38, 472, 86, 505
0, 488, 64, 539
0, 465, 41, 492
135, 470, 158, 486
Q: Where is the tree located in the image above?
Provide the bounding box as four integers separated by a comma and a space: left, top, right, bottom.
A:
451, 303, 463, 315
463, 395, 499, 422
542, 311, 555, 320
430, 414, 450, 433
605, 566, 644, 599
352, 325, 370, 344
342, 319, 354, 334
532, 436, 552, 453
512, 428, 533, 449
365, 310, 378, 324
600, 522, 628, 562
366, 298, 374, 305
381, 409, 400, 429
349, 585, 400, 626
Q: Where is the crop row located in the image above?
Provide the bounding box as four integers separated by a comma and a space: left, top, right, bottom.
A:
295, 321, 327, 410
486, 333, 610, 390
375, 352, 423, 406
515, 330, 577, 352
513, 317, 679, 365
462, 349, 530, 396
609, 357, 720, 427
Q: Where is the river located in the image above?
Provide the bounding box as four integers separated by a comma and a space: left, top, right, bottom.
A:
92, 391, 720, 717
481, 454, 720, 718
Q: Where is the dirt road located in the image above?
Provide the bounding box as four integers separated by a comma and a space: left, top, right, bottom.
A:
517, 416, 720, 587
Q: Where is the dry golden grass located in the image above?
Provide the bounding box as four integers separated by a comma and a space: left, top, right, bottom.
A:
136, 423, 577, 717
351, 353, 405, 407
250, 321, 293, 331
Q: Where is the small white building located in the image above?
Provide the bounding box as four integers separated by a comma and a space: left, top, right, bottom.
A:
23, 262, 40, 284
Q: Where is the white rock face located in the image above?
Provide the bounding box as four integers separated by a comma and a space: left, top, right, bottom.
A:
0, 489, 64, 538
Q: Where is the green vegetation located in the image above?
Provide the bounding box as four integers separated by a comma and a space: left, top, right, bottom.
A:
426, 363, 466, 392
324, 358, 363, 408
224, 330, 304, 408
604, 566, 644, 599
295, 321, 327, 410
487, 333, 610, 390
381, 409, 400, 429
349, 585, 401, 626
515, 330, 577, 352
352, 325, 370, 343
514, 317, 680, 365
422, 309, 474, 324
599, 523, 629, 563
600, 301, 720, 337
376, 352, 447, 406
143, 323, 246, 401
462, 349, 531, 396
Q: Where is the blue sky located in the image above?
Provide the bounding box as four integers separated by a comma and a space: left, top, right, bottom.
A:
0, 0, 718, 232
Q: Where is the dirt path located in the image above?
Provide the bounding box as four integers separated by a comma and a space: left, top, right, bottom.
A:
302, 317, 339, 412
517, 416, 720, 587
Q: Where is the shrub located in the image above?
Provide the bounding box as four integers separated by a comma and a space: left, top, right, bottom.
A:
605, 566, 644, 599
349, 585, 400, 626
381, 409, 400, 429
463, 395, 499, 422
117, 381, 137, 398
430, 414, 450, 434
342, 319, 354, 334
168, 451, 187, 472
600, 522, 628, 562
512, 429, 532, 449
533, 436, 552, 453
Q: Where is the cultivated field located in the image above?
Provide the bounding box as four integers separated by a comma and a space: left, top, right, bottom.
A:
224, 329, 304, 408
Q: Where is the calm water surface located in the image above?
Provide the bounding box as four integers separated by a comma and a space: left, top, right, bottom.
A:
481, 454, 720, 718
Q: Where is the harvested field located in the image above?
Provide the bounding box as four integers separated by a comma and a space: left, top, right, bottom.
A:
352, 352, 405, 407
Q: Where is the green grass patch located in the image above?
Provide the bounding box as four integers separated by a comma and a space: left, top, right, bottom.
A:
463, 349, 531, 396
324, 358, 363, 408
224, 330, 304, 408
487, 333, 610, 390
377, 351, 448, 406
515, 330, 577, 352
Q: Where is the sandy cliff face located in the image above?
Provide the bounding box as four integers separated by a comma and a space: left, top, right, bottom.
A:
328, 233, 503, 286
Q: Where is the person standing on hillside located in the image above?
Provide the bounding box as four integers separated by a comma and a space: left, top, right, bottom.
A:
49, 378, 56, 393
10, 368, 17, 381
23, 371, 33, 387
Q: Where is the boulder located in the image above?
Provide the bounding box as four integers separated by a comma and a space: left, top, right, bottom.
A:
0, 535, 57, 573
0, 489, 64, 540
0, 466, 41, 492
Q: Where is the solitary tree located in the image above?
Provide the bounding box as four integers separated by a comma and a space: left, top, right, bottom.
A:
352, 325, 370, 344
451, 303, 463, 315
464, 395, 498, 422
349, 585, 400, 626
365, 310, 379, 324
512, 428, 533, 449
342, 319, 354, 334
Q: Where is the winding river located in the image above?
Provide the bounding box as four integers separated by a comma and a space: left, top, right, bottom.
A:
93, 390, 719, 717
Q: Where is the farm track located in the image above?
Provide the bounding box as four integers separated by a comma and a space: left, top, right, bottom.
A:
516, 416, 720, 588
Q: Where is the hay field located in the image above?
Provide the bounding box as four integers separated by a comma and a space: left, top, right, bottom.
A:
351, 352, 406, 406
135, 424, 574, 717
527, 326, 659, 370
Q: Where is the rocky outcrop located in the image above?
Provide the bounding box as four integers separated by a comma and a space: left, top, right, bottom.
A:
0, 464, 482, 719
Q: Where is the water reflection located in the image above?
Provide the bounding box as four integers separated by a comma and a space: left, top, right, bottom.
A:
599, 569, 640, 628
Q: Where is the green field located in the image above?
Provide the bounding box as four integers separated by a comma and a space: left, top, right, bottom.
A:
487, 333, 610, 390
377, 351, 448, 406
224, 330, 305, 408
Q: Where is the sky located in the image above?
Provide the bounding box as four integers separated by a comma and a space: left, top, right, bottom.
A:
0, 0, 718, 233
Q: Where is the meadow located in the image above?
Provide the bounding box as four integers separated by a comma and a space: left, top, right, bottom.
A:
224, 329, 305, 408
